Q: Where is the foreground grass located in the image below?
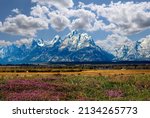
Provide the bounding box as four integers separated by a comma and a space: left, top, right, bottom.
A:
0, 72, 150, 101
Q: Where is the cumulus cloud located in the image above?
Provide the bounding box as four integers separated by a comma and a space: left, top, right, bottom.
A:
140, 35, 150, 57
31, 5, 49, 17
32, 0, 74, 9
70, 18, 103, 32
30, 0, 103, 32
1, 1, 150, 39
43, 1, 150, 34
67, 9, 104, 31
0, 22, 2, 27
48, 12, 70, 31
0, 38, 35, 47
0, 40, 11, 46
96, 34, 150, 60
0, 38, 33, 47
12, 8, 20, 14
135, 35, 150, 59
0, 14, 49, 37
15, 38, 33, 46
139, 35, 150, 50
82, 2, 150, 35
96, 34, 134, 55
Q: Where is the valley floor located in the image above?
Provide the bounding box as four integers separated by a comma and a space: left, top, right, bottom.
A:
0, 69, 150, 101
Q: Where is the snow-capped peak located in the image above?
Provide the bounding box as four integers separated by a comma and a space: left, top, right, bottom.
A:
60, 30, 96, 51
79, 33, 95, 46
135, 36, 150, 59
67, 30, 78, 38
54, 35, 61, 39
48, 35, 62, 47
0, 47, 5, 58
32, 39, 44, 47
37, 39, 44, 47
96, 34, 134, 56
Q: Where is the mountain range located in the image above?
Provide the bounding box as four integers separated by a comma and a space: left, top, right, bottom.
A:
0, 30, 113, 64
0, 30, 149, 64
96, 34, 150, 61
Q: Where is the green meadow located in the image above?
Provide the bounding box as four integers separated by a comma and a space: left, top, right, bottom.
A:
0, 69, 150, 101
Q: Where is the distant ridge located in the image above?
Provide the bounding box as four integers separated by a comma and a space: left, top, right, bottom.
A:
48, 61, 150, 65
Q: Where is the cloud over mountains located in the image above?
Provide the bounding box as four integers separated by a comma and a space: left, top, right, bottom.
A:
0, 14, 49, 37
0, 0, 149, 38
82, 2, 150, 35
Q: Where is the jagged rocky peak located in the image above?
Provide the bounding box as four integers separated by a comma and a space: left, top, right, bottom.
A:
59, 30, 96, 51
48, 35, 62, 47
53, 35, 61, 40
32, 38, 44, 47
79, 33, 95, 46
67, 30, 78, 38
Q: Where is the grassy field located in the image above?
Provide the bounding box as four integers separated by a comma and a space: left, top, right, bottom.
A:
0, 69, 150, 101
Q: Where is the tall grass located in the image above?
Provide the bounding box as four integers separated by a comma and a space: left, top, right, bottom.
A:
0, 74, 150, 101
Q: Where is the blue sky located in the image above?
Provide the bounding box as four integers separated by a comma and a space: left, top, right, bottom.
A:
0, 0, 150, 44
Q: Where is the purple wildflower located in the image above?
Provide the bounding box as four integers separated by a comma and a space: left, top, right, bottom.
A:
106, 90, 124, 98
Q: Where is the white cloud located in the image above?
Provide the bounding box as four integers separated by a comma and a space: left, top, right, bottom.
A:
31, 0, 104, 32
0, 14, 49, 37
69, 9, 96, 30
48, 12, 70, 31
82, 2, 150, 35
12, 8, 20, 14
139, 35, 150, 51
15, 38, 33, 46
0, 40, 11, 46
0, 22, 2, 27
135, 35, 150, 59
47, 1, 150, 34
0, 38, 33, 47
32, 0, 74, 9
70, 18, 103, 32
66, 9, 104, 31
1, 1, 150, 39
96, 34, 150, 60
96, 34, 134, 56
31, 5, 49, 17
